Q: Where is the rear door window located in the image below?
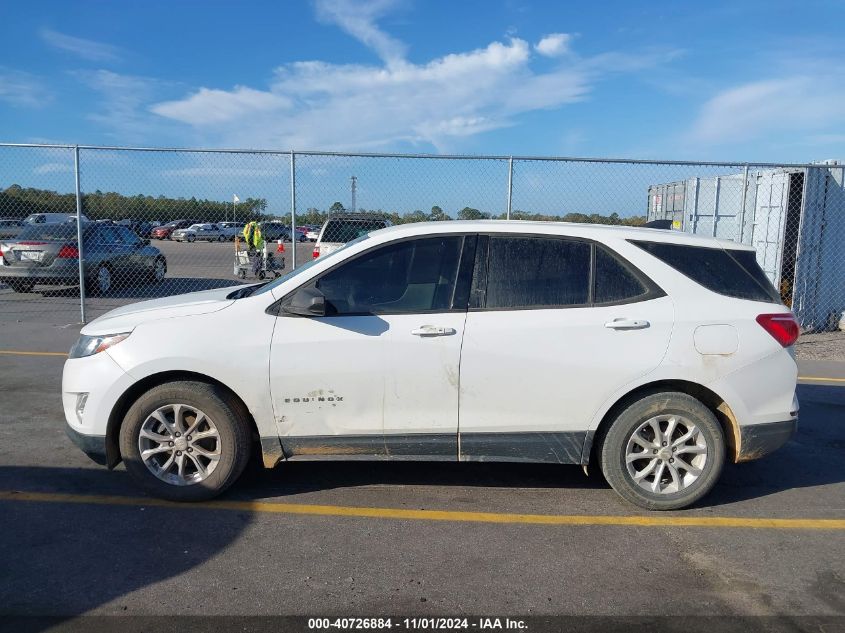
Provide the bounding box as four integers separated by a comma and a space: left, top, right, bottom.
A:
594, 245, 650, 304
485, 237, 591, 309
630, 240, 781, 303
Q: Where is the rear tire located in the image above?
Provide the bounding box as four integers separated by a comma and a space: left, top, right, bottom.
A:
119, 381, 252, 501
149, 256, 167, 284
87, 264, 112, 296
598, 391, 725, 511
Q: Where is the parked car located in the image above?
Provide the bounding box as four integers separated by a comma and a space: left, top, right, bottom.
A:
172, 223, 227, 243
150, 219, 199, 240
1, 222, 166, 294
129, 221, 154, 239
217, 222, 244, 241
24, 212, 88, 225
0, 218, 24, 240
312, 214, 391, 258
62, 221, 798, 509
293, 227, 308, 242
304, 225, 320, 241
260, 221, 292, 242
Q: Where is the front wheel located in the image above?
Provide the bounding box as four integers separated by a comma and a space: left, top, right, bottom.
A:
187, 235, 195, 243
119, 381, 252, 501
599, 392, 725, 511
6, 280, 35, 293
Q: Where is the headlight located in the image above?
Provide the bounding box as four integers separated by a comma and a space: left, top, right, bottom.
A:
69, 332, 131, 359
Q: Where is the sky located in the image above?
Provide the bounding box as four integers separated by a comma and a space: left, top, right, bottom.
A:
1, 0, 844, 216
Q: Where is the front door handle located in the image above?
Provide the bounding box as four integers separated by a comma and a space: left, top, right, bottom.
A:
605, 318, 650, 330
411, 325, 456, 337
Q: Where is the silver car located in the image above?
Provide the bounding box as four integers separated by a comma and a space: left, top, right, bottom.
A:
0, 223, 167, 295
0, 218, 24, 240
172, 223, 227, 242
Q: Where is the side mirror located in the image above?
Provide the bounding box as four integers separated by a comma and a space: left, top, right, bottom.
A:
283, 287, 326, 317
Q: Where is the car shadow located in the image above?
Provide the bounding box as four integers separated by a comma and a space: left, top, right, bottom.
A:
0, 465, 252, 628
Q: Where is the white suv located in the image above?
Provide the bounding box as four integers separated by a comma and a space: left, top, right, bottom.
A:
62, 221, 799, 510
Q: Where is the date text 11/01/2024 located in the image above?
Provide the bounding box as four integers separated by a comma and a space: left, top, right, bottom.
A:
307, 618, 528, 630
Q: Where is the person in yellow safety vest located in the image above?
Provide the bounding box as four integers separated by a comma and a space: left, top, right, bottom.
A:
242, 220, 265, 275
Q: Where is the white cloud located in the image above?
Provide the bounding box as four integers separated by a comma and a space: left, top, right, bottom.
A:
152, 87, 291, 125
689, 76, 844, 144
39, 28, 122, 62
33, 162, 72, 175
535, 33, 572, 57
0, 68, 51, 107
143, 3, 673, 152
314, 0, 407, 66
150, 37, 600, 150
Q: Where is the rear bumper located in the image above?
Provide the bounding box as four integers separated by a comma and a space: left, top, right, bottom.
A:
65, 422, 108, 466
0, 267, 79, 283
737, 418, 797, 462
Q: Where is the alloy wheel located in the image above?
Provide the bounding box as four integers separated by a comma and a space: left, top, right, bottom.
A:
624, 414, 708, 495
138, 403, 221, 486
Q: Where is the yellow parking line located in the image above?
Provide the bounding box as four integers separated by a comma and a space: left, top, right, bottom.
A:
1, 490, 843, 530
0, 350, 68, 357
798, 376, 845, 383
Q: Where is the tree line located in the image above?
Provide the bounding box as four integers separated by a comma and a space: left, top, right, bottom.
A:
2, 185, 646, 227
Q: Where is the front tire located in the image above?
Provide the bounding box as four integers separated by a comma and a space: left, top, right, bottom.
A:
119, 381, 252, 501
599, 391, 725, 511
6, 280, 35, 293
87, 264, 112, 296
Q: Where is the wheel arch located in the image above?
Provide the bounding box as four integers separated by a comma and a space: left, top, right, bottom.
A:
583, 379, 740, 466
104, 370, 262, 469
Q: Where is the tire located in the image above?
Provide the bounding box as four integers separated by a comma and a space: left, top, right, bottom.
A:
149, 256, 167, 284
598, 391, 725, 511
7, 280, 34, 293
187, 235, 195, 243
237, 269, 246, 280
87, 264, 112, 296
217, 235, 225, 242
119, 381, 252, 501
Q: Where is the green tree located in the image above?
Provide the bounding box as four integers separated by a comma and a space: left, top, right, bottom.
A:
457, 207, 490, 220
428, 205, 451, 221
328, 201, 345, 214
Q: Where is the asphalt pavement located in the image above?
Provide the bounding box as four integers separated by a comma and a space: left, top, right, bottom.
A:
0, 321, 843, 623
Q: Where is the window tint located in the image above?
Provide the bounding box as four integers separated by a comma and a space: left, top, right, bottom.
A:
486, 237, 590, 309
116, 226, 141, 244
18, 224, 79, 241
315, 236, 463, 314
594, 245, 649, 304
630, 240, 781, 303
321, 218, 388, 243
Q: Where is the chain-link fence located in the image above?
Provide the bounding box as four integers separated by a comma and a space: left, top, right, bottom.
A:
1, 144, 843, 352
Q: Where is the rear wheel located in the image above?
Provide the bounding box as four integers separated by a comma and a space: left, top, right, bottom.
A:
217, 235, 225, 242
87, 264, 112, 296
119, 381, 252, 501
150, 257, 167, 283
187, 234, 195, 243
599, 392, 725, 510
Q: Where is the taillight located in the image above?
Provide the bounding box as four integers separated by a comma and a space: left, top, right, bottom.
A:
312, 247, 320, 259
57, 244, 80, 259
756, 313, 799, 347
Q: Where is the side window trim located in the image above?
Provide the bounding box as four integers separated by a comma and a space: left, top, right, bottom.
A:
468, 233, 665, 312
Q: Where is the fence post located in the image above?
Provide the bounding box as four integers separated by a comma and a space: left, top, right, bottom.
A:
505, 156, 513, 220
73, 146, 87, 324
290, 150, 297, 270
738, 165, 749, 243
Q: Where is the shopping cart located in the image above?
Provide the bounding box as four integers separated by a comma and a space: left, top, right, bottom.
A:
233, 241, 284, 280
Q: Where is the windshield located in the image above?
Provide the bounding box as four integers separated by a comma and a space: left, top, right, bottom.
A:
252, 234, 370, 296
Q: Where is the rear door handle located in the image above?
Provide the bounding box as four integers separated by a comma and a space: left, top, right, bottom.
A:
411, 325, 456, 337
605, 318, 650, 330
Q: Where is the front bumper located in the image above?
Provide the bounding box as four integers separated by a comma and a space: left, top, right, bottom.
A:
65, 422, 108, 466
737, 418, 798, 462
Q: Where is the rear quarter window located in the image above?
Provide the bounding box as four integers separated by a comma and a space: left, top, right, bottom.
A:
630, 240, 781, 303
